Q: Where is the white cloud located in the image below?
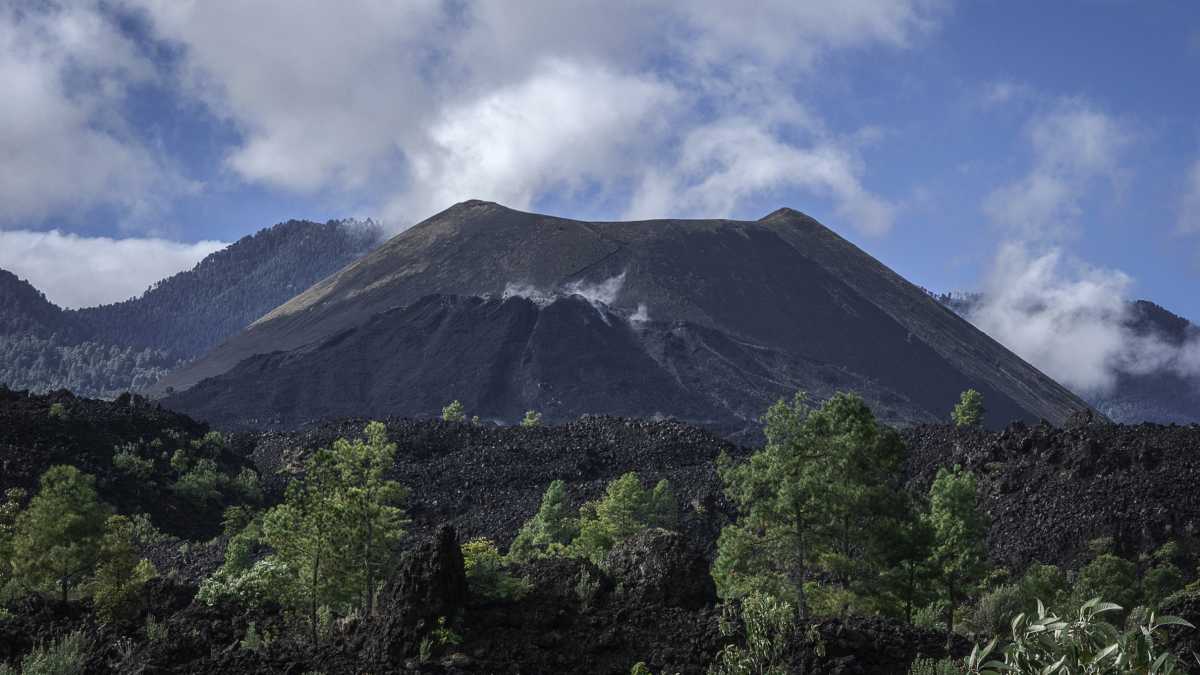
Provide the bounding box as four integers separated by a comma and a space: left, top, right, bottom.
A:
0, 1, 190, 226
0, 230, 224, 309
983, 99, 1130, 241
393, 60, 679, 221
124, 0, 942, 233
967, 244, 1200, 394
627, 118, 895, 233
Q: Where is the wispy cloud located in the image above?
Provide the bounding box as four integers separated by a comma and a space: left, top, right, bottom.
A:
0, 230, 224, 309
120, 0, 946, 235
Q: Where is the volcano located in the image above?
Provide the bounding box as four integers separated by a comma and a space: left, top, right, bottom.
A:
159, 201, 1092, 436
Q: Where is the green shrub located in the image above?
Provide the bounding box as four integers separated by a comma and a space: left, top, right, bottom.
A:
232, 468, 262, 503
0, 630, 90, 675
196, 557, 292, 608
507, 480, 578, 562
708, 592, 796, 675
462, 538, 531, 601
521, 410, 543, 427
92, 515, 158, 622
966, 583, 1028, 637
239, 621, 271, 653
908, 657, 963, 675
47, 403, 67, 420
1074, 554, 1137, 616
961, 597, 1193, 674
571, 473, 675, 564
144, 615, 168, 642
442, 400, 465, 422
1143, 563, 1185, 609
951, 389, 984, 428
172, 459, 225, 505
112, 447, 155, 483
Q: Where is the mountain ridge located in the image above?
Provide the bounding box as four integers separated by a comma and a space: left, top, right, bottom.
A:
158, 200, 1094, 432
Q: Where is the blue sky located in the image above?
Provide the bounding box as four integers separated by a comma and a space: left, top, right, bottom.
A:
2, 1, 1200, 393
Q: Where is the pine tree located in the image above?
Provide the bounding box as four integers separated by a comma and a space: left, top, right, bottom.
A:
10, 466, 110, 602
712, 392, 907, 616
951, 389, 985, 428
442, 400, 465, 422
329, 421, 408, 615
507, 480, 579, 562
93, 515, 158, 622
926, 465, 988, 643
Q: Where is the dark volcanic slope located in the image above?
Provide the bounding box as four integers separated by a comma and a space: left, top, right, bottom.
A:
159, 200, 1091, 432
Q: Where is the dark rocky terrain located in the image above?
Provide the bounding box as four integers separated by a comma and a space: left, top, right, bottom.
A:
159, 200, 1091, 436
0, 219, 381, 397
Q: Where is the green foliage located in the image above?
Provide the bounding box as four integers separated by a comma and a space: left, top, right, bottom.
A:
0, 630, 90, 675
907, 658, 963, 675
712, 392, 909, 616
572, 473, 676, 564
10, 466, 110, 601
509, 473, 675, 564
0, 488, 26, 597
507, 480, 578, 562
521, 410, 543, 427
112, 446, 155, 483
926, 465, 988, 634
92, 515, 158, 622
951, 390, 984, 428
239, 621, 272, 654
442, 400, 466, 422
419, 616, 462, 663
47, 402, 67, 420
257, 422, 408, 638
1143, 563, 1185, 609
708, 592, 796, 675
172, 459, 226, 505
462, 538, 531, 601
196, 558, 292, 609
1074, 554, 1138, 616
966, 563, 1068, 637
144, 615, 168, 643
961, 598, 1194, 674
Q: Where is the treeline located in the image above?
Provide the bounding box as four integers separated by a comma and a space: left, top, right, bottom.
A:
0, 219, 381, 397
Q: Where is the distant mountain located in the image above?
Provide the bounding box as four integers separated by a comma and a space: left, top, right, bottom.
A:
936, 293, 1200, 425
161, 200, 1092, 436
0, 219, 382, 397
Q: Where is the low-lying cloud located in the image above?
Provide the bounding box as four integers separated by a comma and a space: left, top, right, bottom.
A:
0, 230, 225, 309
970, 98, 1200, 395
967, 244, 1200, 395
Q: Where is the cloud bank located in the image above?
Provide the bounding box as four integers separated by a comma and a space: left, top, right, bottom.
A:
0, 230, 225, 309
969, 98, 1200, 394
117, 0, 945, 233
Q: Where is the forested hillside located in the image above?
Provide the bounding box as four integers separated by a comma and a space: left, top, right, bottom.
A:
0, 220, 381, 397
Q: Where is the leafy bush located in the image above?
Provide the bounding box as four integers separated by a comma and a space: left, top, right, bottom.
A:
908, 658, 963, 675
708, 592, 796, 675
951, 390, 984, 428
0, 630, 90, 675
196, 557, 292, 608
239, 621, 272, 653
442, 400, 465, 422
1074, 554, 1137, 616
92, 515, 158, 622
112, 446, 155, 483
572, 473, 675, 564
508, 473, 677, 565
172, 458, 226, 505
508, 480, 578, 562
961, 597, 1194, 674
462, 538, 530, 601
521, 410, 543, 427
47, 403, 66, 420
966, 563, 1068, 637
